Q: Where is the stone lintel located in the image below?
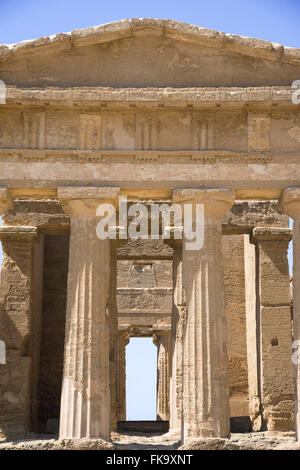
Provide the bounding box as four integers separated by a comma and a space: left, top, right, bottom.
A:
129, 326, 171, 338
152, 328, 171, 334
251, 226, 292, 242
58, 186, 120, 202
0, 225, 38, 241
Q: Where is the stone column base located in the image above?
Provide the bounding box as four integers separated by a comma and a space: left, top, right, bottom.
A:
54, 438, 114, 450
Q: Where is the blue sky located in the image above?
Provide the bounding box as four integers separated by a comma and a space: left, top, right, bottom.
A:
0, 0, 300, 47
0, 0, 298, 421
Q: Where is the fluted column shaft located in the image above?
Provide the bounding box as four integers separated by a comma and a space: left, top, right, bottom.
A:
109, 240, 118, 432
58, 186, 119, 441
154, 332, 171, 421
116, 329, 130, 422
173, 188, 234, 444
293, 217, 300, 440
280, 188, 300, 440
168, 241, 185, 433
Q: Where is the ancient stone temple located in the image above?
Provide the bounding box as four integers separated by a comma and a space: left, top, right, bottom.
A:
0, 18, 300, 450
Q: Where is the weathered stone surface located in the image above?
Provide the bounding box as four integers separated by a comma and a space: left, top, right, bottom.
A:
0, 85, 297, 107
0, 188, 13, 215
223, 201, 289, 234
154, 332, 170, 421
0, 226, 44, 436
174, 188, 234, 441
117, 288, 172, 313
253, 228, 292, 307
0, 227, 39, 350
1, 19, 300, 89
0, 350, 31, 438
117, 239, 173, 259
116, 330, 130, 422
3, 200, 69, 233
0, 19, 299, 449
278, 188, 300, 440
53, 438, 114, 450
58, 187, 119, 441
1, 431, 299, 450
246, 226, 295, 432
167, 241, 185, 433
37, 234, 69, 431
223, 235, 248, 417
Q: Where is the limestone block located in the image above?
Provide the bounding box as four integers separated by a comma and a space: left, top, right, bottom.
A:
0, 228, 38, 350
258, 241, 291, 306
0, 111, 23, 149
248, 113, 270, 152
0, 350, 31, 438
260, 306, 295, 401
223, 201, 289, 234
117, 288, 172, 313
117, 239, 173, 259
3, 199, 69, 232
37, 234, 69, 429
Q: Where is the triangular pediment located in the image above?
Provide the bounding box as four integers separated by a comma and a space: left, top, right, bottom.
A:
0, 18, 300, 88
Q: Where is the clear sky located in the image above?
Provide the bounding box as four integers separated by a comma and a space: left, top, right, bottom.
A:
0, 0, 300, 48
0, 0, 298, 421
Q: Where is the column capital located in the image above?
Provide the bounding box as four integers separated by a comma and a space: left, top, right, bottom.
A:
251, 226, 292, 243
58, 186, 120, 217
118, 328, 130, 346
0, 225, 39, 242
0, 187, 13, 216
172, 188, 235, 217
279, 188, 300, 219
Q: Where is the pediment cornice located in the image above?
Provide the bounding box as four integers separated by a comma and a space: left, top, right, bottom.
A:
0, 18, 299, 65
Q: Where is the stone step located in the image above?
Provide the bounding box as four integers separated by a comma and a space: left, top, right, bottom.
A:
117, 421, 169, 434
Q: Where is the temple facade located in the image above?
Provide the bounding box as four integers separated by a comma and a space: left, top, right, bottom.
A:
0, 19, 300, 449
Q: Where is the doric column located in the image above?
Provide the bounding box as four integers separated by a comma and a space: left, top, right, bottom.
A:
58, 186, 120, 443
173, 188, 234, 445
116, 328, 130, 422
0, 225, 44, 437
249, 227, 294, 431
108, 239, 118, 432
165, 240, 185, 434
280, 188, 300, 440
153, 332, 171, 422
